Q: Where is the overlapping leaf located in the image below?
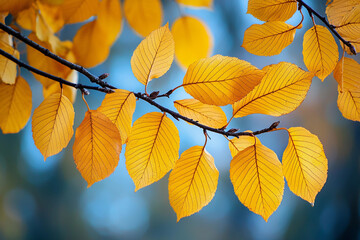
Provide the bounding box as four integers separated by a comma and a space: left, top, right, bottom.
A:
73, 110, 122, 187
337, 87, 360, 121
283, 127, 328, 204
333, 57, 360, 91
326, 0, 360, 26
125, 112, 180, 191
232, 62, 313, 118
131, 25, 174, 86
242, 21, 297, 56
0, 41, 19, 84
0, 77, 32, 134
182, 55, 264, 106
303, 25, 339, 80
0, 0, 32, 14
171, 16, 212, 68
247, 0, 297, 22
174, 99, 227, 128
230, 142, 284, 221
335, 5, 360, 40
43, 70, 78, 104
228, 134, 260, 157
176, 0, 212, 8
58, 0, 98, 24
32, 93, 75, 160
124, 0, 162, 37
98, 90, 136, 144
169, 146, 218, 221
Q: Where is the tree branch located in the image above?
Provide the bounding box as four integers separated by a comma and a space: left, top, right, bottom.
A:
0, 48, 112, 94
296, 0, 356, 55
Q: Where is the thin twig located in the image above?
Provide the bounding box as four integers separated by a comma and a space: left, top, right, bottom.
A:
0, 48, 113, 94
296, 0, 356, 55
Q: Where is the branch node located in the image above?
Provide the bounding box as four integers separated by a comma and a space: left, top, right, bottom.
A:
99, 73, 110, 80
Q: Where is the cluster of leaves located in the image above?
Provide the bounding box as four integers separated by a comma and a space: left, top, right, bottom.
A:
0, 0, 358, 222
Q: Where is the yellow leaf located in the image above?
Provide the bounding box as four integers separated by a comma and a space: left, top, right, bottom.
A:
337, 87, 360, 121
303, 25, 339, 81
32, 93, 74, 160
37, 1, 65, 33
176, 0, 212, 8
230, 143, 284, 221
131, 25, 174, 86
247, 0, 297, 22
72, 21, 110, 68
174, 99, 227, 128
326, 0, 360, 27
124, 0, 162, 37
125, 112, 180, 191
171, 16, 212, 68
232, 62, 313, 118
0, 41, 19, 84
333, 57, 360, 91
228, 134, 260, 157
0, 76, 32, 134
0, 0, 33, 14
336, 5, 360, 40
182, 55, 264, 106
242, 21, 297, 56
73, 110, 122, 187
58, 0, 98, 24
98, 90, 136, 144
43, 70, 78, 103
283, 127, 328, 205
16, 7, 37, 31
169, 146, 219, 221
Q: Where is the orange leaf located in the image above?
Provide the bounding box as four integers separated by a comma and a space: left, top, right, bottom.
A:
0, 41, 19, 84
131, 24, 174, 86
303, 25, 339, 81
169, 146, 218, 221
171, 16, 212, 68
43, 70, 78, 103
176, 0, 212, 8
73, 110, 122, 187
58, 0, 98, 24
228, 134, 260, 157
0, 0, 33, 14
242, 21, 297, 56
337, 87, 360, 121
32, 93, 75, 160
247, 0, 297, 22
174, 99, 227, 128
0, 76, 32, 134
333, 57, 360, 91
98, 90, 136, 144
326, 0, 360, 26
124, 0, 162, 37
182, 55, 264, 106
125, 112, 180, 191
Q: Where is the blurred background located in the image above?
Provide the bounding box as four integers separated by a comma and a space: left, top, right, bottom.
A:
0, 0, 359, 239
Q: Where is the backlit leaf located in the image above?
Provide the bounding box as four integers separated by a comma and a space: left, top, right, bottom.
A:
326, 0, 360, 26
172, 16, 212, 68
303, 25, 339, 80
230, 142, 284, 221
0, 41, 19, 84
169, 146, 218, 221
242, 21, 297, 56
43, 70, 78, 103
59, 0, 98, 24
32, 93, 74, 160
0, 0, 33, 14
131, 25, 174, 86
336, 5, 360, 40
37, 1, 64, 33
124, 0, 162, 37
233, 62, 313, 118
16, 7, 37, 31
247, 0, 297, 22
283, 127, 328, 204
73, 110, 122, 187
0, 76, 32, 134
337, 87, 360, 121
333, 57, 360, 91
174, 99, 227, 128
98, 90, 136, 144
176, 0, 212, 8
228, 134, 260, 157
125, 112, 180, 191
182, 55, 264, 106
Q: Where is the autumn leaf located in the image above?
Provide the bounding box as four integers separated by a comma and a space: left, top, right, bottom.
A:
303, 25, 339, 81
124, 0, 162, 37
58, 0, 98, 24
176, 0, 212, 8
242, 21, 297, 56
228, 134, 260, 157
326, 0, 360, 26
43, 70, 78, 103
125, 112, 180, 191
230, 142, 284, 221
335, 5, 360, 40
337, 87, 360, 121
171, 16, 212, 68
0, 0, 33, 14
333, 57, 360, 91
32, 93, 75, 160
174, 99, 227, 128
0, 41, 19, 84
73, 110, 122, 187
247, 0, 297, 22
182, 55, 264, 106
0, 76, 32, 134
232, 62, 313, 118
131, 24, 174, 87
98, 90, 136, 144
169, 145, 218, 221
283, 127, 328, 205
